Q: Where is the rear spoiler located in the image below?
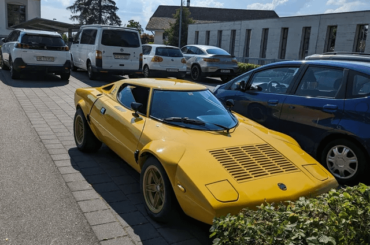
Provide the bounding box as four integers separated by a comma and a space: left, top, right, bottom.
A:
209, 55, 235, 58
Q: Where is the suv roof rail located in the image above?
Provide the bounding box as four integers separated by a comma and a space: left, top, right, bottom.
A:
80, 25, 138, 31
322, 52, 370, 56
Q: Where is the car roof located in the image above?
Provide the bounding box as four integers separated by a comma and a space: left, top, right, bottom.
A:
185, 44, 220, 50
143, 44, 179, 49
16, 29, 60, 36
79, 25, 138, 32
263, 60, 370, 75
116, 78, 207, 91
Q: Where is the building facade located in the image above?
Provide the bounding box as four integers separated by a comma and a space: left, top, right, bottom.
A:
0, 0, 41, 39
187, 11, 370, 62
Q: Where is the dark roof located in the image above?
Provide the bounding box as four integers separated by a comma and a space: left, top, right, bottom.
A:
146, 5, 279, 30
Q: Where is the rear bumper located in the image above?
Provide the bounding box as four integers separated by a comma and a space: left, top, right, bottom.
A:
92, 65, 142, 76
13, 58, 71, 74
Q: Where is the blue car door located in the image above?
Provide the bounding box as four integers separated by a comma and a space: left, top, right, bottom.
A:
232, 66, 301, 130
279, 65, 346, 156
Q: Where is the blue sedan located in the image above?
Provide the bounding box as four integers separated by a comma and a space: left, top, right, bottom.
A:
214, 60, 370, 185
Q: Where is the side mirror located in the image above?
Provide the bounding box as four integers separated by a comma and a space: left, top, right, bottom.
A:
1, 38, 6, 43
226, 99, 234, 111
131, 102, 143, 117
238, 80, 246, 91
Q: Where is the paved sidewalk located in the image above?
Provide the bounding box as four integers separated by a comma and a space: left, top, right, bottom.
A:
0, 69, 212, 245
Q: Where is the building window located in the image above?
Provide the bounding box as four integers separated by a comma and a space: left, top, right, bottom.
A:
279, 28, 289, 59
354, 24, 368, 53
244, 29, 251, 57
7, 4, 26, 28
325, 26, 337, 52
300, 27, 311, 59
217, 30, 222, 48
229, 30, 236, 56
194, 31, 199, 44
205, 31, 210, 45
260, 28, 269, 58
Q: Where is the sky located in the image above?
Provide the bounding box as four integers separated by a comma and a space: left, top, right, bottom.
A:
42, 0, 370, 33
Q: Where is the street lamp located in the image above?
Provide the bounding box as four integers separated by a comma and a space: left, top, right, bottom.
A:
179, 0, 183, 48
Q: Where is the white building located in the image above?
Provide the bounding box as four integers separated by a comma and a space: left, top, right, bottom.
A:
187, 10, 370, 63
0, 0, 41, 39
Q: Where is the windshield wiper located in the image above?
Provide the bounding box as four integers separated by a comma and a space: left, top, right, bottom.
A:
164, 117, 205, 126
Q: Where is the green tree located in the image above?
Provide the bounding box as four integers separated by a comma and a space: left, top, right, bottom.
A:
125, 20, 144, 34
140, 33, 154, 44
164, 7, 195, 47
67, 0, 122, 26
62, 33, 68, 43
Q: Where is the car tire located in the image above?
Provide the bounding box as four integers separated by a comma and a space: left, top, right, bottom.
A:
220, 76, 232, 82
73, 108, 102, 152
1, 57, 9, 70
61, 72, 70, 81
71, 57, 78, 72
140, 157, 174, 223
87, 61, 97, 80
321, 139, 367, 185
10, 58, 20, 80
191, 65, 203, 81
143, 65, 151, 78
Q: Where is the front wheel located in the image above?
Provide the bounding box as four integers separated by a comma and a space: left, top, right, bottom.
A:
321, 139, 367, 185
73, 109, 102, 152
10, 58, 20, 79
87, 61, 97, 80
140, 157, 174, 223
1, 57, 9, 70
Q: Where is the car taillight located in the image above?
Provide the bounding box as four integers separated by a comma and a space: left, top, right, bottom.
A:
232, 58, 238, 63
96, 50, 102, 59
181, 58, 186, 64
203, 58, 220, 62
16, 43, 30, 49
151, 56, 163, 62
139, 53, 143, 61
64, 46, 69, 51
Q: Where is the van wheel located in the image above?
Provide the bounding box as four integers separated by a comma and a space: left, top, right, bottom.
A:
74, 108, 102, 152
10, 58, 20, 79
143, 65, 151, 78
71, 57, 77, 71
87, 61, 97, 80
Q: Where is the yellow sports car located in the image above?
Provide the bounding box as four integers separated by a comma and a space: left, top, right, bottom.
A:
73, 78, 338, 225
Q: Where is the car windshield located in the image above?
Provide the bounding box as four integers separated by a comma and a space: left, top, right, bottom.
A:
101, 30, 140, 48
21, 35, 65, 47
150, 90, 238, 131
206, 49, 230, 55
156, 47, 183, 57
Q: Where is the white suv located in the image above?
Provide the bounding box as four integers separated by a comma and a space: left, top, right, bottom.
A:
1, 29, 71, 80
69, 25, 143, 80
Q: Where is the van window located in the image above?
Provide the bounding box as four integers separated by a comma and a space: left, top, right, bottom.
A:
101, 30, 140, 48
80, 29, 97, 45
155, 47, 183, 57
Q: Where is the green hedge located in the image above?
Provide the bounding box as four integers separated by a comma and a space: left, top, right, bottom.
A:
237, 62, 260, 74
210, 184, 370, 245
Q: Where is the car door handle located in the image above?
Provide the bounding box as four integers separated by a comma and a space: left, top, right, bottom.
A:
100, 107, 106, 115
268, 100, 279, 105
323, 104, 338, 112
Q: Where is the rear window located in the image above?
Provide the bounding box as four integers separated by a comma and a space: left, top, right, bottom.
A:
21, 35, 65, 47
206, 49, 230, 55
101, 30, 140, 48
155, 47, 183, 57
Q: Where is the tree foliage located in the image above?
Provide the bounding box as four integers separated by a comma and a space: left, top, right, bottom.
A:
125, 20, 144, 34
164, 7, 195, 47
141, 33, 154, 44
67, 0, 121, 26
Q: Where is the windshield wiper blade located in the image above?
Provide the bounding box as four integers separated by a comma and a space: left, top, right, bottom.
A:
164, 117, 205, 125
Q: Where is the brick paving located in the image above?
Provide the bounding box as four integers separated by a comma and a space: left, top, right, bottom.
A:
0, 70, 212, 245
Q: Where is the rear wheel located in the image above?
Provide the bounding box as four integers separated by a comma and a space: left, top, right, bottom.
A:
10, 58, 20, 79
321, 139, 367, 185
73, 108, 102, 152
87, 61, 97, 80
143, 65, 151, 78
191, 65, 203, 81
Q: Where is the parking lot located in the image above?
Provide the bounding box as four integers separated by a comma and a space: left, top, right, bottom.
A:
0, 68, 221, 245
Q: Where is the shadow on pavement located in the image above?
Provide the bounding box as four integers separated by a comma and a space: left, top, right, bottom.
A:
68, 146, 212, 245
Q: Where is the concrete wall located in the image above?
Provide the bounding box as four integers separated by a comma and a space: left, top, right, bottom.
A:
188, 11, 370, 60
154, 30, 164, 44
0, 0, 41, 39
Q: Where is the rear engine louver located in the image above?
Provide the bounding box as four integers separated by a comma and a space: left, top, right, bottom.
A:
209, 144, 299, 183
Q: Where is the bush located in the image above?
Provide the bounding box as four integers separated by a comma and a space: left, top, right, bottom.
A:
237, 62, 260, 74
210, 184, 370, 245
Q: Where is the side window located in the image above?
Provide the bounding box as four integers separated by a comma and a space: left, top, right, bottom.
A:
117, 85, 150, 115
155, 47, 168, 57
349, 71, 370, 98
181, 47, 188, 53
142, 46, 152, 55
230, 74, 251, 90
196, 48, 205, 55
7, 31, 16, 42
295, 66, 344, 98
80, 29, 97, 45
13, 31, 20, 42
73, 31, 81, 43
187, 46, 197, 54
249, 67, 299, 94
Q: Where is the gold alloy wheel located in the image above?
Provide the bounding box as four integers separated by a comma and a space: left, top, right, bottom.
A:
74, 115, 84, 145
143, 165, 165, 214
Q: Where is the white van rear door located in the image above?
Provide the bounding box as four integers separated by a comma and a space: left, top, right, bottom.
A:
100, 29, 141, 70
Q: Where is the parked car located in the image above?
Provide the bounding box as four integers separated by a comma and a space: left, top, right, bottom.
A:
69, 25, 142, 80
73, 78, 337, 225
214, 60, 370, 185
181, 45, 238, 82
1, 29, 71, 80
306, 52, 370, 62
142, 44, 186, 79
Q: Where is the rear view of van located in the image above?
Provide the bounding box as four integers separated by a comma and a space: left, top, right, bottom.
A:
70, 25, 142, 80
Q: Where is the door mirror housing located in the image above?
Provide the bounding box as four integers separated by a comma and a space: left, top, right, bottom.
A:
238, 80, 246, 91
1, 38, 6, 43
131, 102, 143, 117
226, 99, 234, 111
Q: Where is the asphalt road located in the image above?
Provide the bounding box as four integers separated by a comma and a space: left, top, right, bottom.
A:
0, 71, 99, 245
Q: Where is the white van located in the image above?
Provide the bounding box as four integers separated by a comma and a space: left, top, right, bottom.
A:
69, 25, 142, 80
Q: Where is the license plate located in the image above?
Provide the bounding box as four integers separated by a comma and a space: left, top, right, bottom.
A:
36, 56, 54, 62
221, 69, 230, 73
167, 69, 179, 72
114, 54, 130, 59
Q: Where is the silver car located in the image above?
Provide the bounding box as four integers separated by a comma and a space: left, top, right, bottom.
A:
181, 45, 239, 82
